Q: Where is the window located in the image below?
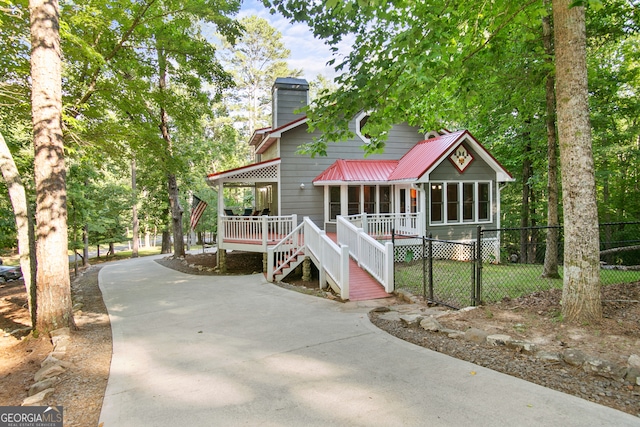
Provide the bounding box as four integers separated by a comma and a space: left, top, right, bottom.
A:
348, 186, 360, 215
447, 184, 459, 222
430, 184, 443, 222
430, 182, 492, 225
463, 183, 474, 221
379, 186, 391, 213
329, 186, 340, 220
355, 112, 371, 143
410, 188, 418, 213
364, 186, 376, 214
478, 183, 490, 221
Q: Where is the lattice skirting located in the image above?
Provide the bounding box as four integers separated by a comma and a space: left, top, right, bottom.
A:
394, 238, 499, 263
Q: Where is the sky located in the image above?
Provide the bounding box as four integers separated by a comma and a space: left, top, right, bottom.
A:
237, 0, 349, 80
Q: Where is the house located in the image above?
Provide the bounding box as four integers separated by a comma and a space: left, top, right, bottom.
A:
206, 78, 513, 298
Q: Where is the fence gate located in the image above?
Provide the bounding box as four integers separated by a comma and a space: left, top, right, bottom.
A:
394, 234, 478, 309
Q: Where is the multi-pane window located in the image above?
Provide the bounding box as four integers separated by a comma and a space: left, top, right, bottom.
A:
364, 186, 376, 214
478, 183, 490, 221
329, 186, 340, 220
430, 182, 492, 224
463, 183, 474, 221
447, 184, 459, 222
430, 184, 443, 222
379, 186, 391, 213
348, 186, 360, 215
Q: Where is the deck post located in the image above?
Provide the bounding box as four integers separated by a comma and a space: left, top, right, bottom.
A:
384, 241, 394, 293
218, 249, 227, 273
340, 244, 349, 300
319, 231, 326, 289
302, 256, 311, 281
261, 216, 268, 250
266, 248, 274, 282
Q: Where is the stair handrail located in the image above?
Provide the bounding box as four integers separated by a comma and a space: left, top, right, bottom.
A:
267, 221, 305, 282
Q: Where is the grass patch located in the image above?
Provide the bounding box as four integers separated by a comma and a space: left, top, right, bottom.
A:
395, 260, 640, 306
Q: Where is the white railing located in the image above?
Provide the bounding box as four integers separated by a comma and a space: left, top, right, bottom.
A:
220, 214, 297, 251
266, 217, 350, 300
347, 213, 422, 238
267, 221, 305, 282
337, 216, 394, 293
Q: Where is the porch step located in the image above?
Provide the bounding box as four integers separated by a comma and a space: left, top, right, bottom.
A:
273, 250, 305, 282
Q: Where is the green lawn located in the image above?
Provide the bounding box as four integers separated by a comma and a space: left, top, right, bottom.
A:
395, 260, 640, 307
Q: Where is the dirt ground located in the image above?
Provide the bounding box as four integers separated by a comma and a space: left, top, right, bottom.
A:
0, 251, 638, 424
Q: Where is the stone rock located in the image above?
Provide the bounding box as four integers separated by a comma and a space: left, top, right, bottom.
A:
562, 349, 588, 367
506, 340, 537, 354
49, 327, 70, 338
41, 355, 73, 370
487, 334, 512, 346
583, 357, 626, 380
624, 367, 640, 383
536, 351, 562, 362
371, 306, 391, 313
419, 317, 443, 332
400, 314, 424, 327
446, 330, 465, 339
51, 334, 70, 348
377, 311, 403, 322
628, 354, 640, 370
22, 388, 55, 406
34, 364, 66, 383
29, 377, 59, 396
464, 328, 489, 344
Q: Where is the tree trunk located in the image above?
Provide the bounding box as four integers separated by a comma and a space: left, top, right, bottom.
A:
541, 4, 561, 278
82, 223, 89, 267
157, 44, 185, 257
131, 159, 139, 258
29, 0, 74, 332
520, 136, 532, 263
0, 132, 37, 327
553, 0, 601, 322
161, 230, 172, 254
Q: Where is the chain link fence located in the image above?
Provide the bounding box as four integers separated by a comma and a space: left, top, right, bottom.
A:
394, 222, 640, 309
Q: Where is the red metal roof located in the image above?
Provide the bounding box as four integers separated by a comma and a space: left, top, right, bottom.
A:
389, 130, 467, 180
313, 159, 399, 183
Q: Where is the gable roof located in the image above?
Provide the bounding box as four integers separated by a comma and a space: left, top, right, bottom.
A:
250, 116, 308, 154
313, 130, 514, 185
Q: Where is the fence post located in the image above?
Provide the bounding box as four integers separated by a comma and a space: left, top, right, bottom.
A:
428, 233, 433, 301
422, 236, 427, 298
319, 231, 326, 289
475, 225, 482, 306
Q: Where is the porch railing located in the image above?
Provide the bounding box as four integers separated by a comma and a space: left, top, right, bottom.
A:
220, 214, 297, 251
346, 213, 421, 238
338, 216, 394, 292
266, 217, 350, 300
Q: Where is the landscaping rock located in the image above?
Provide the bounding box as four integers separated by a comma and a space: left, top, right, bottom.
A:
583, 357, 627, 380
506, 340, 537, 354
29, 377, 59, 396
487, 334, 512, 346
22, 388, 55, 406
399, 314, 423, 327
628, 354, 640, 370
34, 364, 66, 383
562, 349, 588, 367
464, 328, 489, 344
419, 317, 443, 332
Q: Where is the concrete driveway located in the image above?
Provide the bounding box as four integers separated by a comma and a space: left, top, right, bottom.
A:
98, 256, 638, 426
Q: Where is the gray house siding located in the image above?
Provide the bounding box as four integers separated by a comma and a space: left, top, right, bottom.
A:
279, 122, 425, 225
426, 145, 499, 241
